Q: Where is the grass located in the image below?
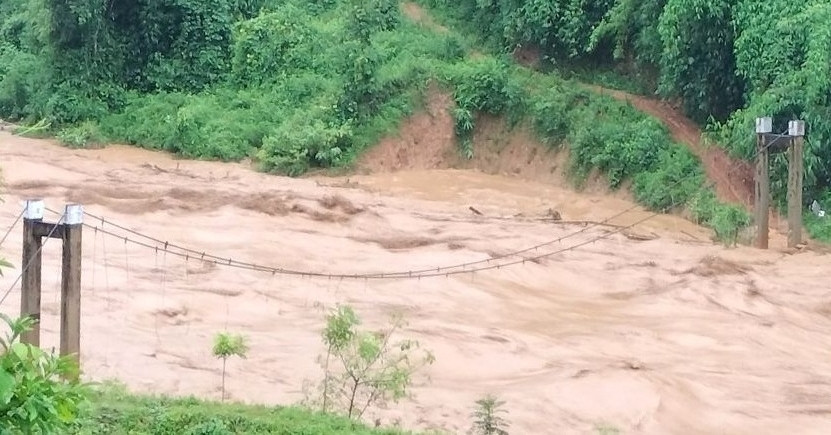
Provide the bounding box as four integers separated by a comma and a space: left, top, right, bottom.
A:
805, 211, 831, 243
68, 384, 416, 435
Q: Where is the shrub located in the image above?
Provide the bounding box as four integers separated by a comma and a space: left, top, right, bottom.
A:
633, 146, 704, 211
529, 85, 586, 146
688, 189, 751, 245
689, 189, 720, 225
57, 121, 105, 149
658, 0, 743, 123
469, 395, 510, 435
44, 80, 120, 125
258, 111, 353, 176
0, 45, 50, 121
449, 57, 523, 116
231, 5, 320, 85
99, 91, 188, 150
70, 384, 403, 434
447, 57, 524, 157
345, 0, 401, 43
452, 106, 475, 159
805, 212, 831, 242
167, 102, 253, 161
568, 113, 666, 189
1, 314, 87, 433
311, 305, 434, 420
708, 203, 750, 246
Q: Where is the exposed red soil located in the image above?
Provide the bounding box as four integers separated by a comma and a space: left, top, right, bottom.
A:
507, 42, 759, 218
357, 88, 457, 173
586, 85, 756, 209
401, 1, 448, 33
404, 0, 758, 217
357, 86, 630, 201
510, 40, 756, 209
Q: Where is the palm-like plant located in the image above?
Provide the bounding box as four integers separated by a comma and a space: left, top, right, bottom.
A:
469, 395, 510, 435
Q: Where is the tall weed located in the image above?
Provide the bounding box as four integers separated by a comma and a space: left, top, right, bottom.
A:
57, 121, 105, 149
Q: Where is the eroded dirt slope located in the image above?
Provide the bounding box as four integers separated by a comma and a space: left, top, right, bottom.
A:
357, 87, 629, 202
401, 1, 757, 213
586, 85, 756, 208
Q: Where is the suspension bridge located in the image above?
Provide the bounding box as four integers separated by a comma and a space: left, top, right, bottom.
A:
0, 118, 818, 428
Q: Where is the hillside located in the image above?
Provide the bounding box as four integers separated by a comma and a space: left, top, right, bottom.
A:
0, 0, 767, 243
2, 0, 831, 434
416, 0, 831, 239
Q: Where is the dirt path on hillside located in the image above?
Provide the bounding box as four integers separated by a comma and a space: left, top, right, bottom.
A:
401, 1, 448, 33
401, 2, 757, 213
2, 134, 830, 435
586, 86, 756, 209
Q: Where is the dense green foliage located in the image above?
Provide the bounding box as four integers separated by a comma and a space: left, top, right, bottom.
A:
0, 0, 466, 169
421, 0, 831, 240
0, 0, 753, 240
445, 61, 750, 241
1, 192, 86, 432
1, 315, 87, 434
68, 385, 410, 435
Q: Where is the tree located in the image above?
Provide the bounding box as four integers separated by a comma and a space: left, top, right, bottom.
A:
314, 305, 434, 420
657, 0, 744, 122
469, 395, 510, 435
211, 332, 248, 402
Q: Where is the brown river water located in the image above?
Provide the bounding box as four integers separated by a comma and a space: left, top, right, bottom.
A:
1, 131, 831, 434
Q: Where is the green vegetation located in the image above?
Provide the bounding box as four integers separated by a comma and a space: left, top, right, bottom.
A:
447, 62, 750, 243
211, 332, 249, 402
4, 303, 430, 433
0, 0, 467, 169
1, 314, 87, 434
312, 305, 434, 420
0, 0, 754, 241
469, 395, 510, 435
805, 194, 831, 241
594, 423, 621, 435
68, 384, 408, 435
420, 0, 831, 241
57, 121, 105, 149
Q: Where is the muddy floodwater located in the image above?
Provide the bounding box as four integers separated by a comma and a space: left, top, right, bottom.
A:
2, 132, 831, 434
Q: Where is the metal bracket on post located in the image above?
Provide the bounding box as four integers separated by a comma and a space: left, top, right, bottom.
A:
755, 117, 772, 249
